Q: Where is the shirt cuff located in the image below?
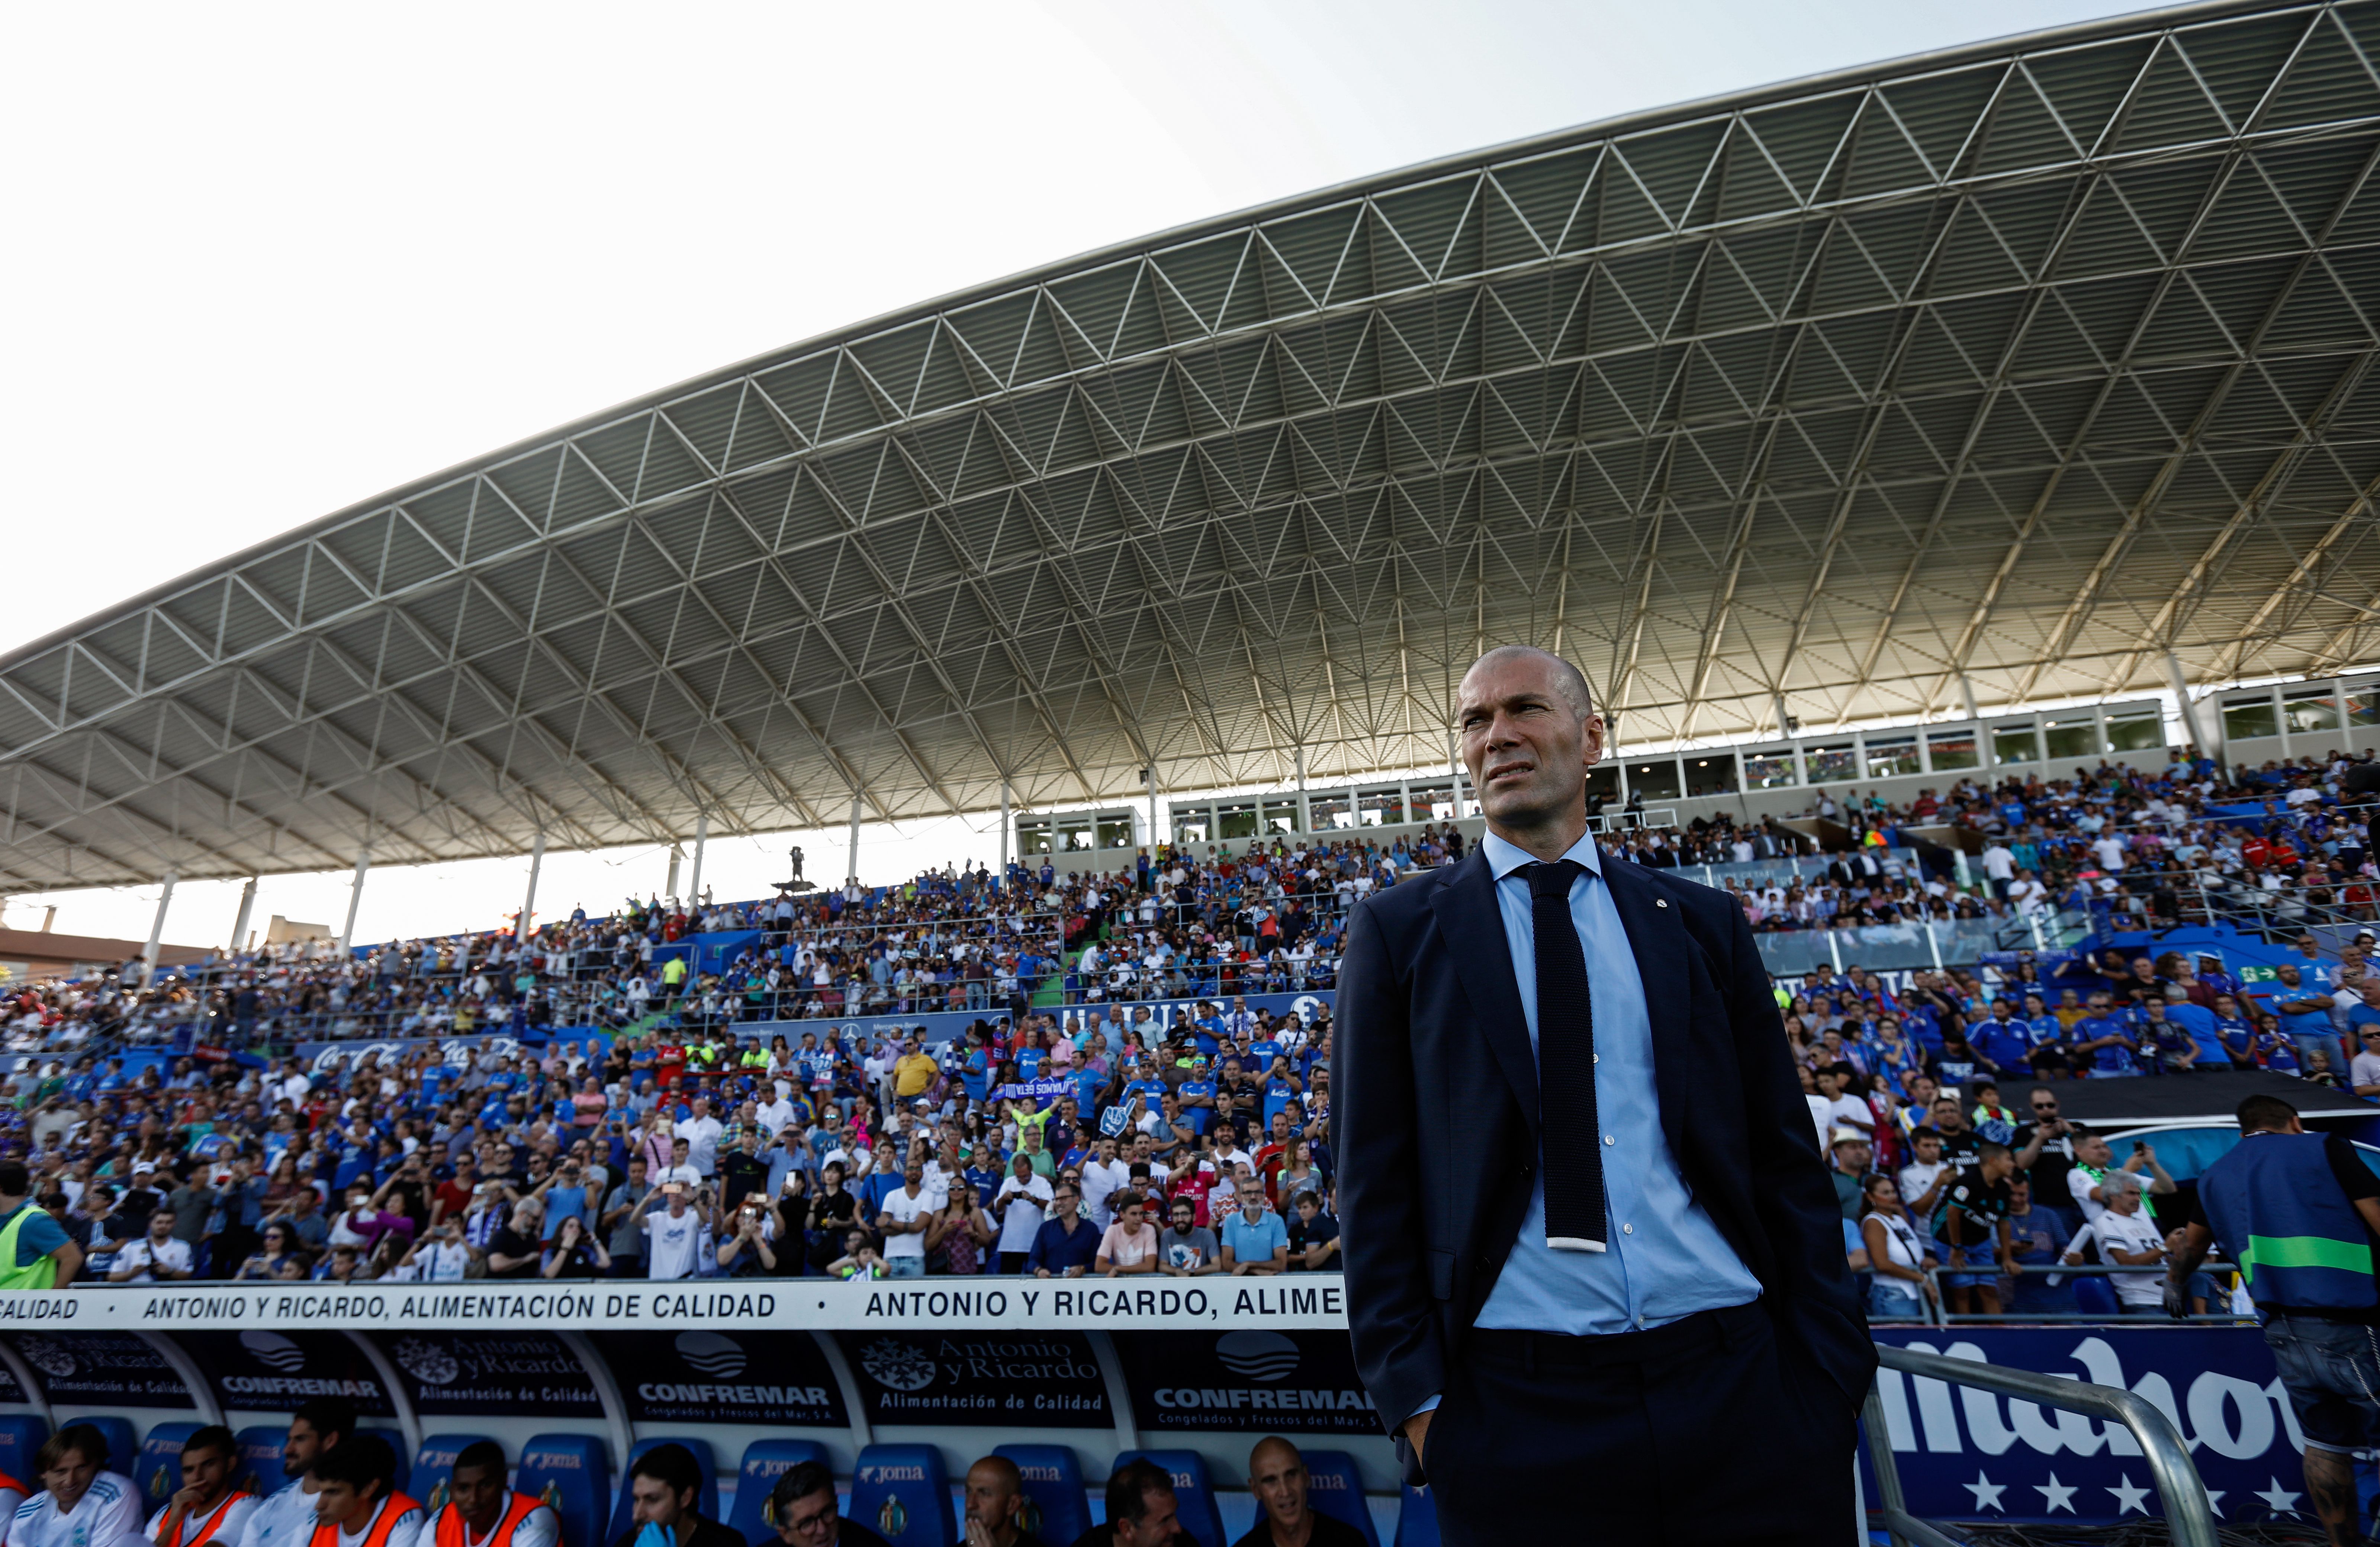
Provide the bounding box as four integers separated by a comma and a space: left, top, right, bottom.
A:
1406, 1394, 1442, 1426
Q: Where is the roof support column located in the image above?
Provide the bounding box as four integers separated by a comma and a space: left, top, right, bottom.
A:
665, 844, 682, 904
686, 813, 708, 910
845, 792, 863, 887
1959, 676, 1981, 726
1143, 767, 1157, 858
518, 832, 546, 942
227, 876, 258, 959
999, 782, 1011, 888
2168, 653, 2213, 763
141, 870, 178, 987
1294, 747, 1309, 835
338, 848, 370, 955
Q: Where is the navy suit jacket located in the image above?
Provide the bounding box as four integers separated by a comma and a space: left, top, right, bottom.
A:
1331, 845, 1875, 1432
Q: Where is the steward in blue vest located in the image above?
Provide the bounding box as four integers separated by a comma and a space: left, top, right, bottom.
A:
2170, 1093, 2380, 1546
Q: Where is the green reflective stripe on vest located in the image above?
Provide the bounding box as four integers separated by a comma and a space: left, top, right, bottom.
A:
2236, 1232, 2377, 1286
0, 1208, 47, 1292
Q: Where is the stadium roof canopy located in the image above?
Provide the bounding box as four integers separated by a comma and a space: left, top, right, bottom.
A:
7, 0, 2380, 891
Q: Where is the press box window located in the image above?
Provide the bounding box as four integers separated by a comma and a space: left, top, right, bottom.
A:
1215, 802, 1260, 840
1742, 751, 1796, 789
1926, 729, 1979, 772
2283, 689, 2342, 734
1409, 782, 1457, 820
1060, 821, 1096, 852
2042, 715, 2098, 760
2103, 708, 2162, 753
1309, 793, 1354, 829
1262, 798, 1300, 833
1584, 765, 1620, 809
1803, 743, 1855, 785
1017, 820, 1055, 857
1625, 759, 1682, 801
1863, 736, 1919, 778
1683, 755, 1735, 797
2223, 696, 2279, 741
1992, 724, 2039, 765
1097, 817, 1135, 850
1171, 808, 1212, 847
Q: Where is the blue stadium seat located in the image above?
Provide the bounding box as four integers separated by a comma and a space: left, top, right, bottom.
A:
414, 1433, 498, 1514
232, 1425, 287, 1499
136, 1423, 205, 1515
1392, 1482, 1439, 1547
1296, 1452, 1378, 1547
848, 1445, 954, 1547
726, 1440, 832, 1544
70, 1418, 136, 1481
2071, 1274, 2122, 1317
994, 1445, 1089, 1547
0, 1415, 45, 1485
1115, 1451, 1222, 1547
608, 1438, 718, 1543
361, 1429, 411, 1496
520, 1434, 610, 1547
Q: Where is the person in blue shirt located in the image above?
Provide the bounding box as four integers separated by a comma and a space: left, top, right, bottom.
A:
2072, 995, 2144, 1077
2210, 994, 2257, 1068
1177, 1061, 1217, 1137
2249, 963, 2343, 1073
1219, 1183, 1289, 1275
2156, 985, 2224, 1069
1969, 1006, 2032, 1082
1024, 1182, 1099, 1277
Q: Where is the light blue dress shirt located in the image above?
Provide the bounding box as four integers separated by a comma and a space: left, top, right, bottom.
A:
1472, 829, 1761, 1334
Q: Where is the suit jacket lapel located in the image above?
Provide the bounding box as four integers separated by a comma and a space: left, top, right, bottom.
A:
1599, 853, 1692, 1166
1429, 850, 1540, 1145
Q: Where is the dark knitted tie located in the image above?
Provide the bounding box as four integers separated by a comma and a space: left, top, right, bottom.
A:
1529, 860, 1606, 1251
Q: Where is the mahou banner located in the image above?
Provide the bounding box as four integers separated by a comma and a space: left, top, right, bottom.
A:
1868, 1328, 2301, 1528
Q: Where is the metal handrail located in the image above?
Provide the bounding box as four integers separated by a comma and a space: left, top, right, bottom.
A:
1865, 1344, 2217, 1547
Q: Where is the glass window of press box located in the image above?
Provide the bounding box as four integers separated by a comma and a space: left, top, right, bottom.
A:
2043, 714, 2098, 760
1926, 728, 1979, 772
1358, 787, 1406, 826
1411, 781, 1458, 821
1017, 819, 1056, 856
1804, 743, 1855, 785
1742, 749, 1796, 789
1683, 754, 1735, 797
1172, 807, 1212, 846
1625, 758, 1682, 801
1096, 816, 1135, 850
1864, 735, 1919, 778
1263, 798, 1300, 833
2350, 680, 2380, 728
2283, 688, 2342, 734
1061, 818, 1097, 852
1309, 792, 1354, 829
1993, 722, 2039, 765
1215, 801, 1261, 840
1585, 764, 1620, 808
2224, 694, 2279, 741
2104, 707, 2164, 754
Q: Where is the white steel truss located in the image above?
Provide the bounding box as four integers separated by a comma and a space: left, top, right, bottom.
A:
7, 0, 2380, 888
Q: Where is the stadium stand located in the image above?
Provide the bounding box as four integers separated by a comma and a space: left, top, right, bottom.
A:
0, 743, 2378, 1283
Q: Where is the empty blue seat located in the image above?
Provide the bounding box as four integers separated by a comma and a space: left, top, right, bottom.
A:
68, 1418, 136, 1480
1115, 1452, 1221, 1547
232, 1425, 287, 1499
136, 1424, 205, 1515
520, 1434, 610, 1547
848, 1445, 953, 1547
994, 1445, 1089, 1547
1392, 1482, 1439, 1547
726, 1440, 832, 1544
608, 1438, 718, 1543
361, 1429, 411, 1496
414, 1433, 498, 1514
1296, 1451, 1378, 1547
0, 1415, 45, 1485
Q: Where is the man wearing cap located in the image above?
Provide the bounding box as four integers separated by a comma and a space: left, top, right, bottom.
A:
1828, 1131, 1872, 1219
1335, 646, 1868, 1546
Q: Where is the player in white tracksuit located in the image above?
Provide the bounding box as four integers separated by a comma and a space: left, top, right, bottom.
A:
9, 1424, 143, 1547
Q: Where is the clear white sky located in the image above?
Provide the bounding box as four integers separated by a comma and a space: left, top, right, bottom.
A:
0, 0, 2149, 951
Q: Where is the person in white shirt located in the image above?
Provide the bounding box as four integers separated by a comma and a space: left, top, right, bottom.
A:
2059, 1183, 2167, 1309
232, 1401, 354, 1547
753, 1092, 797, 1138
673, 1099, 725, 1177
1080, 1138, 1132, 1232
308, 1437, 421, 1547
145, 1428, 257, 1547
1894, 1132, 1952, 1219
993, 1156, 1055, 1274
10, 1424, 141, 1547
876, 1164, 934, 1277
107, 1211, 194, 1284
637, 1184, 711, 1280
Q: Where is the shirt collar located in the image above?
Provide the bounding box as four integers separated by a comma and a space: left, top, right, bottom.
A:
1482, 828, 1604, 881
